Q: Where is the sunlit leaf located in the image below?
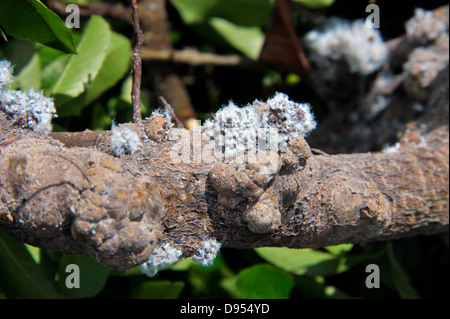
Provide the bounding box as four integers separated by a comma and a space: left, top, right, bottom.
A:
50, 15, 111, 111
255, 247, 356, 276
325, 244, 353, 255
293, 0, 336, 9
169, 0, 218, 24
169, 0, 271, 26
209, 17, 264, 59
169, 257, 195, 271
83, 33, 130, 104
59, 32, 131, 115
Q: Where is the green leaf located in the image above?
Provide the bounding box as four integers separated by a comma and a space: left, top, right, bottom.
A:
83, 32, 130, 103
56, 254, 110, 298
169, 257, 195, 271
210, 0, 272, 27
255, 247, 332, 274
387, 244, 419, 299
25, 244, 41, 264
220, 276, 242, 298
169, 0, 271, 26
132, 281, 185, 299
0, 40, 40, 90
209, 17, 264, 59
38, 45, 69, 69
50, 15, 111, 112
233, 264, 293, 299
293, 0, 336, 9
59, 32, 131, 115
40, 54, 71, 91
120, 75, 133, 104
0, 0, 76, 53
169, 0, 218, 25
15, 52, 42, 91
0, 231, 68, 298
325, 244, 354, 256
169, 0, 270, 59
255, 247, 356, 276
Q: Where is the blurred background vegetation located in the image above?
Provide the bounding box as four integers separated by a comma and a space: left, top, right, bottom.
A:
0, 0, 448, 299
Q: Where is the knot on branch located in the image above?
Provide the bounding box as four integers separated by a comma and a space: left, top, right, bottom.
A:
72, 180, 162, 270
0, 133, 163, 271
209, 136, 312, 233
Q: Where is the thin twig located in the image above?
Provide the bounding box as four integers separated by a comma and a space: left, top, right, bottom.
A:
159, 96, 185, 128
141, 48, 251, 66
131, 0, 144, 123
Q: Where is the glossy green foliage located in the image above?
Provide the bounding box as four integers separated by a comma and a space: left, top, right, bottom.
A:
169, 0, 270, 59
0, 0, 76, 54
0, 15, 131, 121
294, 0, 336, 9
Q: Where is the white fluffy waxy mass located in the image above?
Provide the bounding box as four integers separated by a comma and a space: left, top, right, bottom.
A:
0, 89, 57, 134
304, 18, 388, 76
1, 59, 57, 134
110, 122, 141, 156
192, 238, 222, 266
139, 243, 183, 277
202, 92, 316, 162
0, 59, 13, 90
405, 8, 448, 44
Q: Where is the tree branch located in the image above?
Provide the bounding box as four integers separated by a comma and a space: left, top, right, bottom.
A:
1, 80, 448, 270
131, 0, 144, 123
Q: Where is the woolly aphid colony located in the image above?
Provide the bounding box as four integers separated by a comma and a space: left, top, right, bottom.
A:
139, 239, 222, 277
304, 18, 388, 77
110, 121, 142, 156
0, 60, 57, 134
405, 8, 448, 44
202, 92, 316, 160
403, 8, 449, 94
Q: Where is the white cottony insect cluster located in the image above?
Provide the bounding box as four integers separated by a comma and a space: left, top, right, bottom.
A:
202, 92, 316, 162
0, 59, 57, 134
139, 242, 183, 277
110, 122, 141, 156
405, 8, 448, 44
402, 8, 449, 94
192, 238, 222, 267
304, 18, 388, 76
0, 60, 13, 90
139, 239, 222, 277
